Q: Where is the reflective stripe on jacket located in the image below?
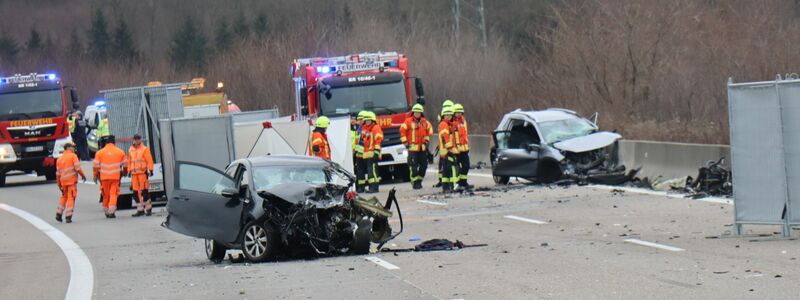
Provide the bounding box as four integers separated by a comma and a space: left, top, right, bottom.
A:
400, 116, 433, 152
128, 145, 154, 175
56, 150, 83, 186
309, 131, 331, 160
93, 143, 127, 181
361, 124, 384, 159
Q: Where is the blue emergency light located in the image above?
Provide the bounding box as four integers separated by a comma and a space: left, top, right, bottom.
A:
47, 73, 56, 80
316, 66, 332, 74
94, 100, 106, 107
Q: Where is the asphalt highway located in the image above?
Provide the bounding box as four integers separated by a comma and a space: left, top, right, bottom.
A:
2, 168, 799, 299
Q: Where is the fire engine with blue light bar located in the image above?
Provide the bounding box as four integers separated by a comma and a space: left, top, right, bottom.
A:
0, 73, 81, 187
291, 51, 426, 181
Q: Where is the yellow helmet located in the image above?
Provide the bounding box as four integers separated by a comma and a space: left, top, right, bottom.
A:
441, 106, 455, 116
363, 111, 377, 121
411, 104, 424, 113
315, 116, 330, 128
357, 110, 368, 120
453, 104, 464, 113
442, 99, 454, 108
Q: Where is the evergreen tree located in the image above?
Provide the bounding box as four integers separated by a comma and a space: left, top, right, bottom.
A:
112, 19, 138, 63
0, 33, 19, 62
215, 19, 233, 52
26, 29, 42, 52
253, 10, 269, 38
87, 9, 111, 62
67, 29, 84, 58
233, 10, 249, 40
170, 16, 207, 72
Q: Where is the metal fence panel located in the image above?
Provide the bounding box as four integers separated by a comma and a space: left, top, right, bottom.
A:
231, 108, 280, 124
159, 120, 175, 201
728, 82, 788, 224
779, 82, 800, 224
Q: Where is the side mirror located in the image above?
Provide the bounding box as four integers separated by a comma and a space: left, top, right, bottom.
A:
526, 143, 541, 152
221, 188, 239, 198
300, 88, 309, 116
414, 78, 425, 105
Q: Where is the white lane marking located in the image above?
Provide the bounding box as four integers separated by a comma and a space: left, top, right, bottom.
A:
504, 215, 548, 224
0, 203, 94, 300
623, 238, 685, 252
586, 185, 733, 205
365, 256, 400, 270
417, 200, 447, 206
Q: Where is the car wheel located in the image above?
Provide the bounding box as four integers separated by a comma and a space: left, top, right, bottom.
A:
351, 218, 372, 255
116, 195, 133, 210
0, 172, 5, 187
538, 160, 562, 184
205, 239, 228, 263
44, 169, 57, 181
241, 220, 278, 262
493, 175, 510, 185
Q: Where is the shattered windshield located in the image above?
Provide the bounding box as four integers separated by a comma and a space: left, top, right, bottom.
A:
252, 165, 350, 191
538, 117, 596, 143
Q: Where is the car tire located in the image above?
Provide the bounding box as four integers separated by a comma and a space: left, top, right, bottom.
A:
493, 175, 510, 185
205, 239, 228, 263
0, 173, 5, 187
117, 195, 133, 210
537, 160, 562, 184
351, 218, 372, 255
44, 169, 57, 181
241, 220, 278, 262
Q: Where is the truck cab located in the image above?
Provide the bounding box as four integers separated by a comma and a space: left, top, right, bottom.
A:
291, 52, 425, 181
0, 73, 79, 186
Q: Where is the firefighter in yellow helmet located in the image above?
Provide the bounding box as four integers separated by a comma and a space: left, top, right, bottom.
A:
438, 106, 459, 192
309, 116, 331, 160
400, 104, 433, 189
452, 103, 473, 190
353, 111, 368, 192
360, 112, 383, 193
435, 99, 455, 187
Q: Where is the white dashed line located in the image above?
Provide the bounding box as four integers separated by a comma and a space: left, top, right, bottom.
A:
0, 203, 94, 300
504, 215, 548, 224
365, 256, 400, 270
623, 238, 685, 252
417, 200, 447, 206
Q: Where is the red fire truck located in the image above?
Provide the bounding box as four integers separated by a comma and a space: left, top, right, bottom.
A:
0, 73, 80, 187
291, 51, 425, 181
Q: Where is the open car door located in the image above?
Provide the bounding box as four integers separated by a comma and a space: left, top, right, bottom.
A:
163, 161, 243, 243
492, 130, 540, 177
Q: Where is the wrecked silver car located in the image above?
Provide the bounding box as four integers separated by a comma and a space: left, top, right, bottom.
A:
163, 155, 401, 263
490, 108, 637, 185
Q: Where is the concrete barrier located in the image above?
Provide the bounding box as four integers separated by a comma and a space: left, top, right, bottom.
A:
427, 134, 493, 165
618, 140, 730, 180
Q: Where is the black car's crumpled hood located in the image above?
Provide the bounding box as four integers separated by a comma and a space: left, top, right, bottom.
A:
257, 182, 349, 208
553, 132, 621, 153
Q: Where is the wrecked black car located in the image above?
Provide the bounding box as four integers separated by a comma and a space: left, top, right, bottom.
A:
490, 108, 637, 185
163, 155, 400, 263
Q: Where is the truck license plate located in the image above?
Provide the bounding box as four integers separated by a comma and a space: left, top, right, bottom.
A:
25, 146, 44, 152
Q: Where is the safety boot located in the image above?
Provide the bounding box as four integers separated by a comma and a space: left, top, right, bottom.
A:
442, 183, 453, 193
145, 209, 152, 216
413, 181, 422, 190
132, 211, 145, 217
55, 213, 63, 222
459, 181, 474, 190
356, 185, 365, 193
65, 217, 72, 223
368, 183, 380, 194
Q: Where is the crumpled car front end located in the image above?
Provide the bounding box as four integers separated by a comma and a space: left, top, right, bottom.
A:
552, 132, 638, 185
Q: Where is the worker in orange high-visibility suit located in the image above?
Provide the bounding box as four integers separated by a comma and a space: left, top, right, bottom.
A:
93, 135, 127, 218
361, 112, 384, 193
55, 143, 86, 223
128, 134, 154, 217
400, 104, 433, 190
308, 116, 331, 160
438, 106, 459, 193
452, 104, 473, 190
